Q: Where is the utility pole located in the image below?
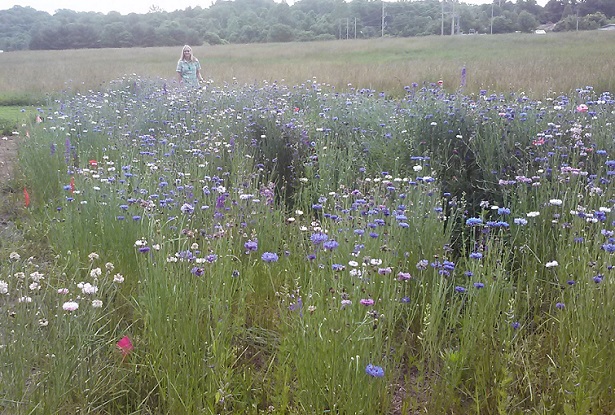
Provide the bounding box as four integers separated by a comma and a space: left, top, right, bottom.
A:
490, 2, 494, 35
381, 1, 386, 37
441, 1, 444, 36
354, 17, 357, 39
346, 18, 349, 39
451, 1, 455, 35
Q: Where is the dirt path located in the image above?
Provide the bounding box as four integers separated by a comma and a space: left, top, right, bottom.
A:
0, 135, 19, 182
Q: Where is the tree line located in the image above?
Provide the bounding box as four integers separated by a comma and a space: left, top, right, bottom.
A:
0, 0, 613, 51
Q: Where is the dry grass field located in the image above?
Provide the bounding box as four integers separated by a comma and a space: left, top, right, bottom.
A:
1, 31, 614, 101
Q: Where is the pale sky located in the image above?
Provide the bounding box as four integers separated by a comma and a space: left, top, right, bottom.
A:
2, 0, 549, 15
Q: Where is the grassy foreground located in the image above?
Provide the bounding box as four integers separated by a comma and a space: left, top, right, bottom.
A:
1, 35, 614, 414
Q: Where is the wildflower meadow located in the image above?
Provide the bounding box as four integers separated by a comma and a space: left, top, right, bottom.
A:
1, 72, 614, 414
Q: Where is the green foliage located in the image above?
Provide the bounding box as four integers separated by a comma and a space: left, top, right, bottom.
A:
2, 77, 615, 414
2, 1, 615, 52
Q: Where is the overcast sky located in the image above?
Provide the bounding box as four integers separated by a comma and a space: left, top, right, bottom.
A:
3, 0, 549, 15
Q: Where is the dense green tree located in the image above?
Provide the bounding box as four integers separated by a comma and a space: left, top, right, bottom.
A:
1, 0, 613, 52
518, 10, 539, 31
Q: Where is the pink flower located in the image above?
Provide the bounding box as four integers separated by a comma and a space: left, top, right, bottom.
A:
397, 272, 412, 281
62, 301, 79, 311
360, 298, 375, 306
117, 336, 134, 357
576, 104, 588, 113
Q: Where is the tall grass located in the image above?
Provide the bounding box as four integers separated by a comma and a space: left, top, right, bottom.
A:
0, 32, 614, 103
1, 45, 614, 414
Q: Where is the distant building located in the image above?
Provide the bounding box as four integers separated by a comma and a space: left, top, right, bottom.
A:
598, 24, 615, 31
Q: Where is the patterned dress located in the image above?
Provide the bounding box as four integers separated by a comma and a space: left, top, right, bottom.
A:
176, 59, 201, 87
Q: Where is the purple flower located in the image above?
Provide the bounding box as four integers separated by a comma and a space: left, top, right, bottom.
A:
323, 240, 339, 251
289, 297, 302, 311
593, 275, 603, 284
454, 286, 466, 293
261, 252, 279, 263
602, 243, 615, 253
180, 203, 195, 214
511, 321, 520, 330
365, 364, 385, 378
310, 232, 329, 245
555, 302, 565, 310
360, 298, 375, 306
397, 272, 412, 281
473, 282, 485, 289
138, 246, 150, 253
469, 252, 483, 259
244, 240, 258, 252
191, 267, 204, 276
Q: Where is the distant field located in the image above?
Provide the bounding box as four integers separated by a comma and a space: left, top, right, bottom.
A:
1, 31, 614, 102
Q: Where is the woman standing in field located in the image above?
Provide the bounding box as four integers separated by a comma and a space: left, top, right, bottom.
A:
176, 45, 203, 88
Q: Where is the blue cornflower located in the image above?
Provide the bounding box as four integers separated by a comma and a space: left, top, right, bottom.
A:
311, 232, 329, 245
511, 321, 521, 330
497, 207, 511, 215
365, 364, 385, 378
191, 267, 204, 276
593, 275, 603, 284
514, 218, 528, 226
466, 217, 483, 226
244, 240, 258, 252
469, 252, 483, 259
602, 243, 615, 253
261, 252, 279, 263
555, 302, 565, 310
473, 282, 485, 289
454, 286, 466, 293
323, 240, 339, 251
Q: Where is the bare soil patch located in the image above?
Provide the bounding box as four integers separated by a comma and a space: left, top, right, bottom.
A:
0, 135, 19, 182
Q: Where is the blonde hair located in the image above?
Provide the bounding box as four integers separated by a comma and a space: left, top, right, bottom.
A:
180, 45, 196, 62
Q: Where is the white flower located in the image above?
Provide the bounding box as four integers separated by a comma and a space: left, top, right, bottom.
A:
370, 258, 383, 266
88, 252, 100, 261
90, 268, 102, 278
9, 252, 20, 261
549, 199, 563, 206
30, 271, 45, 282
413, 165, 423, 172
545, 260, 559, 268
113, 273, 125, 283
191, 243, 199, 250
349, 269, 363, 277
527, 211, 540, 218
19, 296, 32, 303
105, 262, 115, 271
29, 282, 40, 291
0, 280, 8, 294
91, 299, 103, 308
80, 283, 99, 295
348, 261, 359, 267
62, 301, 79, 311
